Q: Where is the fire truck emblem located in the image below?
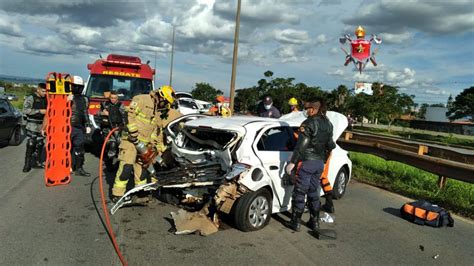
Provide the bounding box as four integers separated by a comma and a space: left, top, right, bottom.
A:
339, 25, 382, 74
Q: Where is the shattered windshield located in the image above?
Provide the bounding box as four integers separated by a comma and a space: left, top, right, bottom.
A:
178, 127, 238, 151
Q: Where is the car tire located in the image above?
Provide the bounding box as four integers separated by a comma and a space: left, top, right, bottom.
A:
332, 167, 349, 199
232, 188, 272, 232
9, 126, 22, 146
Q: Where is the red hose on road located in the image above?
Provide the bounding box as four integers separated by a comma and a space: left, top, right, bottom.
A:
98, 127, 128, 266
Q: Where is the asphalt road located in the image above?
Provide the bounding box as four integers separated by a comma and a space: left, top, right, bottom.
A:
1, 143, 473, 265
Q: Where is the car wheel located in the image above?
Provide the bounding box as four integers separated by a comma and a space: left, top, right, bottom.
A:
9, 126, 22, 146
332, 167, 349, 199
233, 188, 272, 232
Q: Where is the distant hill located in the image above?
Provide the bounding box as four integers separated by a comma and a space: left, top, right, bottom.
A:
0, 74, 43, 85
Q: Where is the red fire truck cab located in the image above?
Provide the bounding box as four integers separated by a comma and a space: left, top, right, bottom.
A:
85, 54, 155, 129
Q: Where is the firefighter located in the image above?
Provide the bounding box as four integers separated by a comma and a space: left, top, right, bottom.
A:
111, 85, 182, 202
207, 95, 231, 117
99, 90, 126, 158
284, 97, 336, 232
70, 76, 92, 177
288, 97, 299, 113
22, 83, 47, 172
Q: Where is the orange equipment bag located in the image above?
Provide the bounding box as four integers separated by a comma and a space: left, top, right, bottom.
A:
400, 200, 454, 227
44, 72, 73, 186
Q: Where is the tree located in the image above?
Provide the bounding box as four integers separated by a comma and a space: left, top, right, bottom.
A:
447, 87, 474, 121
417, 103, 429, 119
190, 82, 223, 102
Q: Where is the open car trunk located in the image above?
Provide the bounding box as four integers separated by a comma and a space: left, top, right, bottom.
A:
159, 115, 243, 187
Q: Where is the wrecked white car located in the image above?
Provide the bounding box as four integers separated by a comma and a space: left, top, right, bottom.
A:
154, 111, 352, 232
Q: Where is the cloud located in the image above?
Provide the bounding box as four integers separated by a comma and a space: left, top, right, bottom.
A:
274, 45, 310, 63
380, 31, 412, 44
315, 34, 327, 45
23, 35, 73, 55
274, 29, 310, 44
329, 47, 339, 55
424, 88, 450, 96
213, 0, 306, 26
342, 0, 474, 36
1, 0, 148, 27
327, 68, 345, 77
0, 14, 23, 37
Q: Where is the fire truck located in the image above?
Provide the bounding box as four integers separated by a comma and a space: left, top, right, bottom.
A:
84, 54, 155, 129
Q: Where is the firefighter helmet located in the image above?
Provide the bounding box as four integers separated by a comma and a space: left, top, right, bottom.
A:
71, 75, 84, 86
157, 85, 176, 104
355, 25, 365, 38
288, 97, 298, 106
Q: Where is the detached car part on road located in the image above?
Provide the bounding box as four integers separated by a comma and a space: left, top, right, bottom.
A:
112, 112, 352, 233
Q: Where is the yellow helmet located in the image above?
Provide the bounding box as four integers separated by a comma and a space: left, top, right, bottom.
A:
157, 85, 176, 104
288, 97, 298, 106
355, 25, 365, 38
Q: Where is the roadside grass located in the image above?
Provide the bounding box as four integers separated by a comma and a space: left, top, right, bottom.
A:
350, 152, 474, 218
353, 126, 474, 147
6, 87, 34, 110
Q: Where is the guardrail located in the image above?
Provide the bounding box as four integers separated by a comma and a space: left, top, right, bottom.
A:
338, 132, 474, 187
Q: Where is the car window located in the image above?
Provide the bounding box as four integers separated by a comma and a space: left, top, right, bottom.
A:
0, 100, 10, 114
179, 99, 198, 109
257, 126, 295, 151
85, 74, 152, 99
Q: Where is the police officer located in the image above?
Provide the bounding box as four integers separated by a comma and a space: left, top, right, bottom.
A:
111, 85, 182, 202
70, 76, 92, 177
284, 97, 336, 232
207, 95, 231, 117
258, 95, 281, 118
22, 83, 47, 172
100, 90, 126, 158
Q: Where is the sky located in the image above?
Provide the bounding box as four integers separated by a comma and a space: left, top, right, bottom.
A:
0, 0, 473, 105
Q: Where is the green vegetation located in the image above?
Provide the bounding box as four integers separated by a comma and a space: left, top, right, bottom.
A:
353, 126, 474, 147
350, 152, 474, 218
0, 81, 35, 109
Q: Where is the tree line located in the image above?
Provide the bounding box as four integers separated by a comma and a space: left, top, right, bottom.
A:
190, 71, 473, 123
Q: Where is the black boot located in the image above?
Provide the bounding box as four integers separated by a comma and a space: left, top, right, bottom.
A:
74, 155, 91, 177
23, 145, 35, 172
75, 168, 91, 177
288, 209, 303, 232
322, 194, 335, 214
307, 209, 320, 232
33, 143, 45, 168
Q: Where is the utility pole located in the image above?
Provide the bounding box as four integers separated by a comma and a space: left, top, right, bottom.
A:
154, 50, 157, 86
169, 25, 176, 87
229, 0, 241, 112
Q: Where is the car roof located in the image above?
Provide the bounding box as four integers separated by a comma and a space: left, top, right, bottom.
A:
184, 111, 348, 140
184, 115, 296, 135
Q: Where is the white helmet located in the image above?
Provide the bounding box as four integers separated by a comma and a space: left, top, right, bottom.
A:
72, 75, 84, 86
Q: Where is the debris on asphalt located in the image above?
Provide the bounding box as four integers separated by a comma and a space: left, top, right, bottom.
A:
170, 208, 219, 236
433, 254, 439, 259
419, 245, 424, 251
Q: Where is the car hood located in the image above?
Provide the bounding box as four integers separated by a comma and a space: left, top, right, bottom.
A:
280, 111, 348, 141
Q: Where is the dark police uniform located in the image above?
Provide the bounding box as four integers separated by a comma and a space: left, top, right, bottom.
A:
71, 93, 91, 175
289, 114, 336, 231
23, 93, 47, 172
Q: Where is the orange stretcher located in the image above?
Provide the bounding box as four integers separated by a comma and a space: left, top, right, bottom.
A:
44, 72, 73, 186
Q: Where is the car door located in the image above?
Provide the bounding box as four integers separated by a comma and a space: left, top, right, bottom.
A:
253, 125, 296, 211
0, 99, 14, 140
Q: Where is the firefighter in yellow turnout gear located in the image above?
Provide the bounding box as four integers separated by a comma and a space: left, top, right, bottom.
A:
111, 86, 182, 202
